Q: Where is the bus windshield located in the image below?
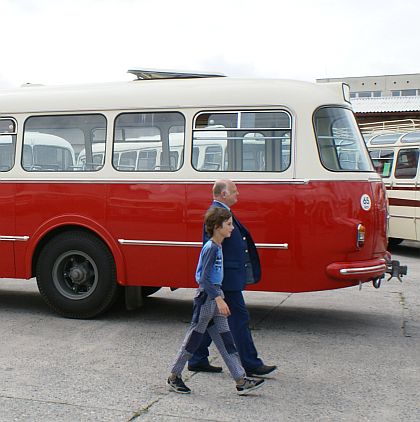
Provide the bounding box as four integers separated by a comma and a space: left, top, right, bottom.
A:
314, 107, 373, 172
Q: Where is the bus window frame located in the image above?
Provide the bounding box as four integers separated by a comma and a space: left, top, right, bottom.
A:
22, 113, 107, 173
394, 148, 419, 179
368, 148, 395, 178
112, 111, 186, 172
313, 105, 375, 173
191, 109, 292, 173
0, 117, 17, 172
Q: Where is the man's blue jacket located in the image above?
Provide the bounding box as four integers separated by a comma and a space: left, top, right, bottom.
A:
203, 201, 261, 291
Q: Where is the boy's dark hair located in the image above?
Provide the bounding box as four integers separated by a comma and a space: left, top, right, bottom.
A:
204, 207, 232, 237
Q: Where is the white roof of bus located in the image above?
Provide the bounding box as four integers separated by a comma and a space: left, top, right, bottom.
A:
79, 141, 165, 156
0, 78, 347, 114
24, 132, 74, 148
78, 135, 185, 157
0, 131, 72, 148
366, 131, 420, 147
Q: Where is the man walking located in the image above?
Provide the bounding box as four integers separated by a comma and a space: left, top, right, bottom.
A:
188, 179, 277, 377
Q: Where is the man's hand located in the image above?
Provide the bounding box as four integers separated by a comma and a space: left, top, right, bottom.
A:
215, 296, 231, 316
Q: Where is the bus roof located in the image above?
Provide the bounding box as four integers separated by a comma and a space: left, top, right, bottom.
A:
0, 131, 73, 148
24, 132, 74, 149
0, 78, 348, 114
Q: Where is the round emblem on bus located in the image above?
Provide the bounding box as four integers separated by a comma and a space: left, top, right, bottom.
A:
360, 194, 371, 211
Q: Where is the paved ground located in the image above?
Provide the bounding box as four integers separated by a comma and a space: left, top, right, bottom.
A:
0, 242, 418, 422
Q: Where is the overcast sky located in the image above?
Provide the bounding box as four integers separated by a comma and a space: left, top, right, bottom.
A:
1, 0, 419, 88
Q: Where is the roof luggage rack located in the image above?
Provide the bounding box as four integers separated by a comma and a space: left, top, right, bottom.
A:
359, 119, 420, 135
128, 68, 226, 80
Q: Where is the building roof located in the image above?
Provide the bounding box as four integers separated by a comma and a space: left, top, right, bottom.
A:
352, 96, 420, 113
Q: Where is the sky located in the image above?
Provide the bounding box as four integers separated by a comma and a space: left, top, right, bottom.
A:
0, 0, 419, 88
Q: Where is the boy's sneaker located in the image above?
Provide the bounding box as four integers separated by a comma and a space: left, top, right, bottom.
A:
167, 376, 191, 394
236, 377, 265, 395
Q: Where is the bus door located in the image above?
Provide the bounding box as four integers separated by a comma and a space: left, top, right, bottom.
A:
0, 119, 17, 277
392, 148, 419, 241
107, 111, 189, 287
187, 110, 294, 290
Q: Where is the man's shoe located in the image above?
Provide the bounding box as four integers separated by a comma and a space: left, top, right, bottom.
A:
188, 363, 223, 373
245, 364, 277, 377
236, 377, 265, 395
167, 376, 191, 394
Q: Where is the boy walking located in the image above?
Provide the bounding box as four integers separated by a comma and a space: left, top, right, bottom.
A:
167, 207, 265, 395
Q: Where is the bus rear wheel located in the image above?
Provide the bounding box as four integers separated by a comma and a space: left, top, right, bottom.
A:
36, 231, 119, 318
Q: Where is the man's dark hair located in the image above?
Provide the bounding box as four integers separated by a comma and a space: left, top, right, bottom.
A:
204, 207, 232, 237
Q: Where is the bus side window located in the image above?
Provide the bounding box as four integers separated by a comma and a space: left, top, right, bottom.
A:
23, 114, 106, 172
202, 145, 223, 170
139, 150, 157, 170
0, 120, 17, 172
368, 148, 394, 178
192, 146, 199, 168
119, 151, 138, 171
113, 112, 185, 172
395, 149, 419, 179
192, 110, 291, 172
314, 108, 372, 172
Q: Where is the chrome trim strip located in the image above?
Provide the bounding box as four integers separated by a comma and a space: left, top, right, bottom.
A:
390, 214, 416, 219
339, 264, 386, 275
118, 239, 289, 249
0, 177, 375, 185
0, 235, 29, 242
256, 243, 288, 249
118, 239, 202, 247
0, 178, 310, 185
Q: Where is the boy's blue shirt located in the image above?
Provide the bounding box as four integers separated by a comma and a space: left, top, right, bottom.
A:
195, 240, 223, 299
202, 201, 261, 291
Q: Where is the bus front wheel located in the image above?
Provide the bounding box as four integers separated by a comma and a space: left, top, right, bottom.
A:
36, 231, 119, 318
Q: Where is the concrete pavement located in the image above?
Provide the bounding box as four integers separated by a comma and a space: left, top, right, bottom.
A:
0, 242, 418, 421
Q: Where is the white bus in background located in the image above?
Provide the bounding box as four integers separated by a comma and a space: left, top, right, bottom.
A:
77, 132, 184, 171
361, 120, 420, 245
192, 127, 291, 172
0, 132, 75, 172
77, 130, 291, 173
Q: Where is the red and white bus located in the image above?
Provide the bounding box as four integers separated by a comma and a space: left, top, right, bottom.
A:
0, 70, 402, 318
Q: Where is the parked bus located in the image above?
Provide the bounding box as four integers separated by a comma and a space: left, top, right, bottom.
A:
76, 137, 184, 172
0, 70, 404, 318
361, 120, 420, 245
0, 131, 75, 172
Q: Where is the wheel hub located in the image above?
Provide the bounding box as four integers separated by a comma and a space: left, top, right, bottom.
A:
52, 250, 98, 300
68, 266, 86, 284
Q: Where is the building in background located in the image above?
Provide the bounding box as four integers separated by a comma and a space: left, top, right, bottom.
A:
317, 73, 420, 99
317, 73, 420, 125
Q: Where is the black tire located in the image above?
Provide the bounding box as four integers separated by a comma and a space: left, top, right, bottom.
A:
388, 237, 403, 247
141, 286, 161, 297
36, 231, 119, 318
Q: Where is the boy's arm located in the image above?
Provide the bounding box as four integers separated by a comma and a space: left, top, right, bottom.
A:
199, 245, 222, 300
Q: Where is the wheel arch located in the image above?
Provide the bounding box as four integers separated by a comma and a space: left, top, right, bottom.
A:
28, 216, 126, 284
